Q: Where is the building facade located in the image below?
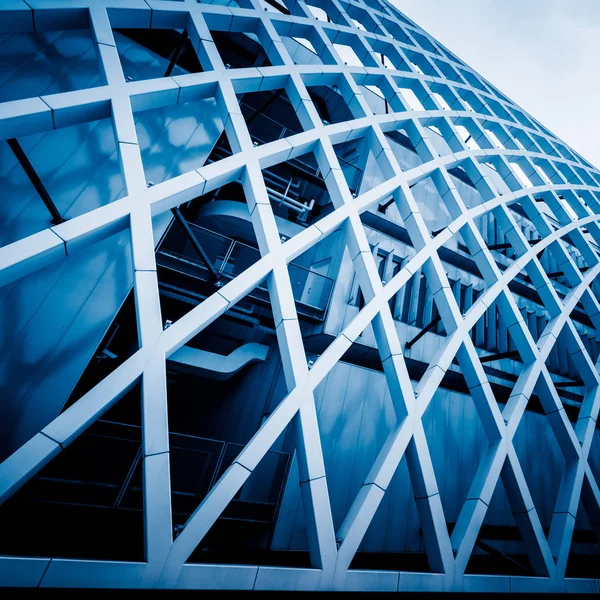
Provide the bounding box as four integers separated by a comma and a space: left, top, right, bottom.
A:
0, 0, 599, 592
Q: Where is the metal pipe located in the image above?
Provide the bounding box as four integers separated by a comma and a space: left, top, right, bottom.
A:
282, 177, 293, 203
164, 29, 189, 78
268, 189, 303, 213
7, 138, 66, 225
114, 446, 142, 508
220, 239, 236, 275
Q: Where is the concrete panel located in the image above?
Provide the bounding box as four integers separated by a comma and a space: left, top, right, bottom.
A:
253, 566, 323, 590
0, 556, 50, 587
178, 564, 258, 590
40, 559, 146, 588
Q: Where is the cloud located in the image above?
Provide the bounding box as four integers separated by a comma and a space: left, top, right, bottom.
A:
395, 0, 600, 167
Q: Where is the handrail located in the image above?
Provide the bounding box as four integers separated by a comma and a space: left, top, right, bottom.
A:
160, 244, 331, 289
158, 220, 334, 315
30, 418, 291, 523
186, 222, 332, 280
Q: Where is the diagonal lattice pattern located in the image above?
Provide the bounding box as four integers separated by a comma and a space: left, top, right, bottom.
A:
0, 0, 599, 592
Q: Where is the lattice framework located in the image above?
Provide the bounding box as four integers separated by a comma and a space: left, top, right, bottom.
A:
0, 0, 599, 592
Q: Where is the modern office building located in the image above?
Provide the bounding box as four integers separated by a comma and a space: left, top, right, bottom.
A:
0, 0, 598, 592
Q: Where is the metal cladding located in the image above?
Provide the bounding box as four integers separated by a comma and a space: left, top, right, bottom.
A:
0, 0, 599, 593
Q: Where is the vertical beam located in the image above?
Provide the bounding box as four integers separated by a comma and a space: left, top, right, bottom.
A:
89, 4, 173, 582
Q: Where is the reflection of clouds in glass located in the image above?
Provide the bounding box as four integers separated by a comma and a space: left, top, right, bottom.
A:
98, 123, 116, 157
134, 121, 151, 150
0, 30, 103, 102
54, 32, 91, 59
134, 98, 223, 184
167, 116, 198, 147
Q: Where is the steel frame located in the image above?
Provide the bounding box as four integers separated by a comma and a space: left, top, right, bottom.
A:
0, 0, 599, 592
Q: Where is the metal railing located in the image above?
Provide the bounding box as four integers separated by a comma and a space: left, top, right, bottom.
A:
239, 101, 363, 193
27, 420, 291, 525
158, 221, 335, 320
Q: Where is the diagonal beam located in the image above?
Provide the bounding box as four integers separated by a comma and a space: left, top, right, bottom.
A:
170, 207, 222, 282
7, 138, 66, 225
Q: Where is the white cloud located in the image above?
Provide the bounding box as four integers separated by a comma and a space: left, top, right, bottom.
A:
395, 0, 600, 168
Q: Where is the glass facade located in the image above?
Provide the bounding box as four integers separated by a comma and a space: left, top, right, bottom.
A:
0, 0, 598, 592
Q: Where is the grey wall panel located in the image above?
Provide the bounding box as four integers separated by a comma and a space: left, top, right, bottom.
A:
279, 456, 304, 549
272, 360, 599, 554
370, 457, 422, 553
512, 407, 565, 527
135, 96, 223, 185
422, 388, 486, 525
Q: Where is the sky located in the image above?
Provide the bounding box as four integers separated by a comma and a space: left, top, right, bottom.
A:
395, 0, 600, 169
